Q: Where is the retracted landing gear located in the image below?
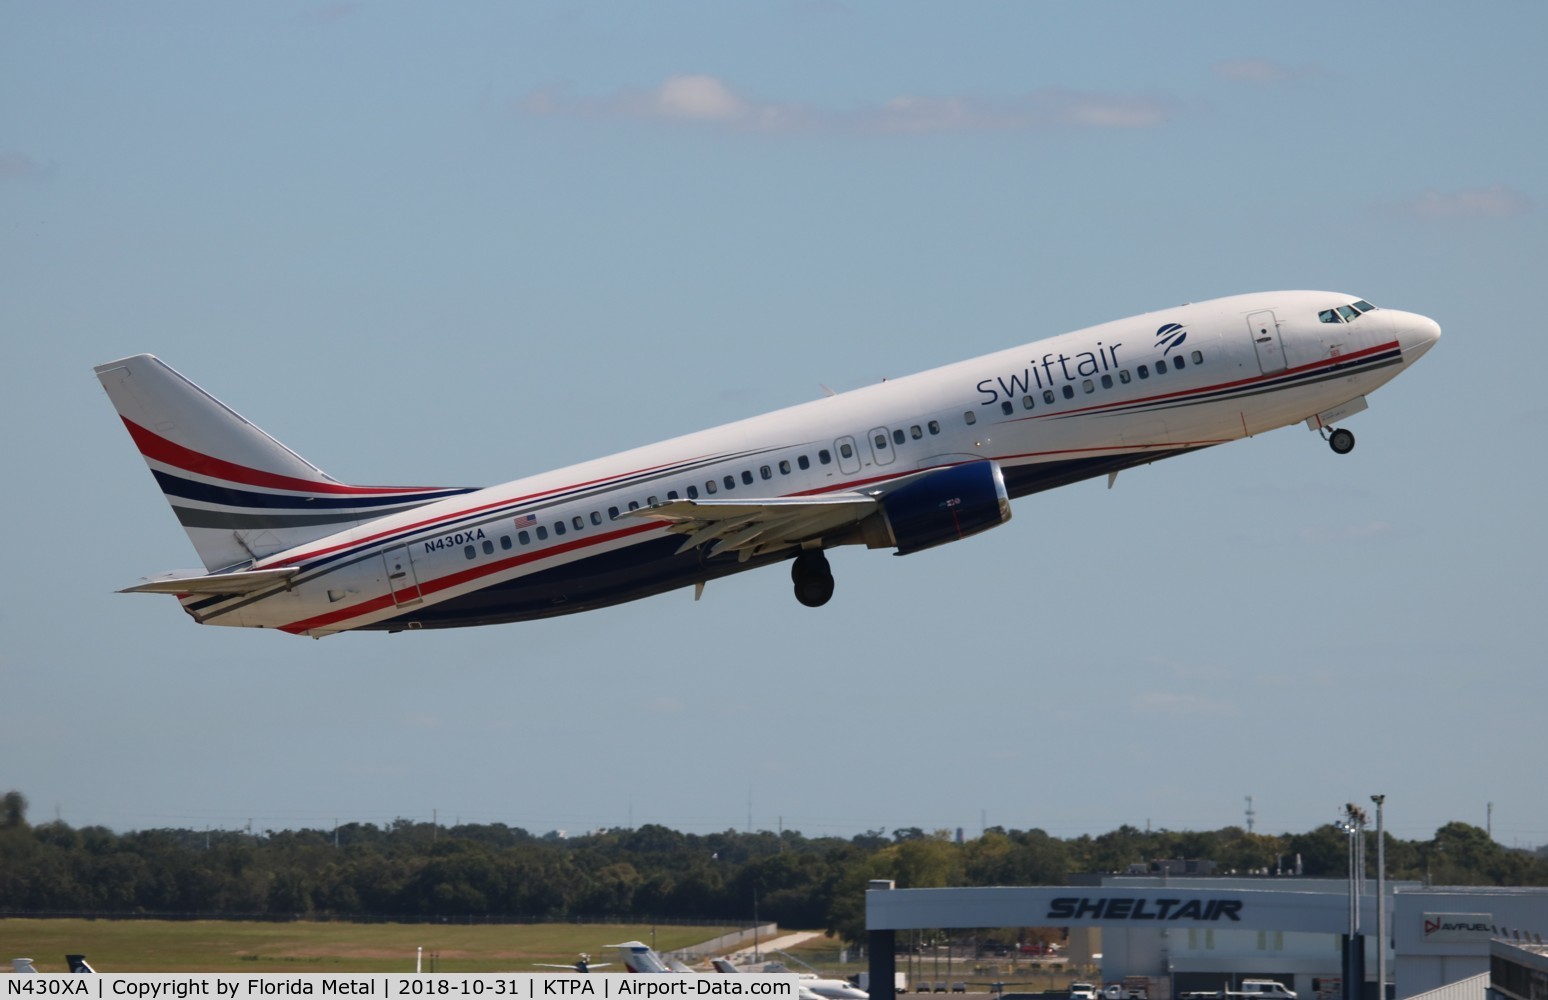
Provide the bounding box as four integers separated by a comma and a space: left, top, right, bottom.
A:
1324, 427, 1356, 455
791, 550, 834, 608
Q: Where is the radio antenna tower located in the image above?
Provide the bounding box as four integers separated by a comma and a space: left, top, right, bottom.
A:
1245, 795, 1256, 833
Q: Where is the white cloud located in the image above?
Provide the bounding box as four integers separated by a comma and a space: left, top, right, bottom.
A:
1391, 185, 1533, 220
651, 74, 748, 121
516, 76, 1174, 135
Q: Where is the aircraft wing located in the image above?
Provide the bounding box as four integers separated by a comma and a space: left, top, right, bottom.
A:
119, 566, 300, 596
631, 493, 878, 561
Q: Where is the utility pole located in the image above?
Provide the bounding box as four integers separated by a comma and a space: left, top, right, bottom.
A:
1246, 796, 1256, 834
1371, 796, 1387, 1000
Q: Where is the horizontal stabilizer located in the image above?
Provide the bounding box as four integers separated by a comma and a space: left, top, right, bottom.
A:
119, 566, 300, 596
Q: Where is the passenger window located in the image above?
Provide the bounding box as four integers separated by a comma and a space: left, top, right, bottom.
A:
875, 433, 889, 448
1156, 358, 1168, 373
1082, 379, 1094, 393
1000, 400, 1014, 415
1173, 354, 1186, 369
705, 480, 717, 494
893, 428, 906, 445
779, 459, 791, 474
928, 420, 941, 435
740, 471, 753, 485
666, 491, 679, 501
628, 501, 640, 511
760, 465, 772, 480
1062, 385, 1074, 399
964, 410, 977, 425
839, 442, 854, 458
591, 511, 603, 525
1138, 364, 1150, 379
645, 497, 657, 507
482, 539, 494, 555
1101, 374, 1113, 389
536, 526, 548, 541
799, 455, 811, 470
465, 545, 476, 559
570, 515, 582, 530
1119, 370, 1131, 384
1023, 395, 1035, 410
724, 475, 735, 490
819, 449, 831, 465
911, 425, 922, 439
1043, 389, 1055, 404
500, 535, 512, 550
518, 530, 530, 545
687, 485, 699, 499
608, 505, 619, 520
1191, 350, 1203, 364
554, 521, 566, 536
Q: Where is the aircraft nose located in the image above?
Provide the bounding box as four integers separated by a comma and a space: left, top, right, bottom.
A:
1394, 311, 1442, 361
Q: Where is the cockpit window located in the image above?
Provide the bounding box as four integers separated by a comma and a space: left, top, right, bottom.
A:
1319, 299, 1379, 323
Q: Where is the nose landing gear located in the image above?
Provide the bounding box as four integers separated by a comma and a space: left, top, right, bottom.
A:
791, 549, 834, 608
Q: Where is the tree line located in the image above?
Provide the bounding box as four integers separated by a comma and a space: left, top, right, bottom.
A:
2, 791, 1544, 943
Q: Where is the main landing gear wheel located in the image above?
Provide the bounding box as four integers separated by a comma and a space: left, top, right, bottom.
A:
791, 550, 835, 608
1328, 427, 1356, 455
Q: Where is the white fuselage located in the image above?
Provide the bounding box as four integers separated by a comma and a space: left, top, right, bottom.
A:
168, 291, 1438, 635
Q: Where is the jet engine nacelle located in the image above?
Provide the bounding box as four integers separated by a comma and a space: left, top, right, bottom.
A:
863, 460, 1012, 555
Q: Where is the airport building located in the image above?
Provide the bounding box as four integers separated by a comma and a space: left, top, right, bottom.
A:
864, 876, 1548, 1000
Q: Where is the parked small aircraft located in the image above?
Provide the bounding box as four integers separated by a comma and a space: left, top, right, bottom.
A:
535, 954, 612, 973
97, 291, 1438, 636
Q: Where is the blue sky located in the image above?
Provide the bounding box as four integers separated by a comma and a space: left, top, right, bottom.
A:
3, 2, 1545, 850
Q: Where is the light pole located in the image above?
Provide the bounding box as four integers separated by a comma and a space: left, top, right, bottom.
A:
1337, 804, 1369, 1000
1371, 796, 1386, 1000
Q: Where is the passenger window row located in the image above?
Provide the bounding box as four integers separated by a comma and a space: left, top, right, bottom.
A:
461, 420, 950, 561
977, 350, 1208, 421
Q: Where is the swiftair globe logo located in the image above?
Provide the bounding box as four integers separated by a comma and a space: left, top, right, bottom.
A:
1155, 322, 1187, 354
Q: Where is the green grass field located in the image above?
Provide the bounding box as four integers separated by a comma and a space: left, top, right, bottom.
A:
0, 919, 734, 974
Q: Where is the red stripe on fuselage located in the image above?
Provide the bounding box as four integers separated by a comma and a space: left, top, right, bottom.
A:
277, 521, 664, 634
122, 417, 448, 496
255, 454, 725, 569
1002, 339, 1402, 423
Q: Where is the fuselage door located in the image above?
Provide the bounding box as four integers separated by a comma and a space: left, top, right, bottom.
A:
1247, 310, 1287, 374
835, 435, 862, 475
383, 545, 422, 607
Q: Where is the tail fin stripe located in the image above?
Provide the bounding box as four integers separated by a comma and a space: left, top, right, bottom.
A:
174, 505, 434, 531
151, 469, 470, 511
122, 418, 451, 497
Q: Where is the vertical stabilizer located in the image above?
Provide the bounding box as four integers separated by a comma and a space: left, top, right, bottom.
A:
95, 355, 471, 571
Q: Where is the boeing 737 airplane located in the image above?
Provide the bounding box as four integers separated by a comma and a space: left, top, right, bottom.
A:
96, 291, 1439, 637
